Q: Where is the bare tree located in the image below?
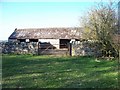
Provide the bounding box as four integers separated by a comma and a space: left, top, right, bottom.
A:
80, 1, 118, 57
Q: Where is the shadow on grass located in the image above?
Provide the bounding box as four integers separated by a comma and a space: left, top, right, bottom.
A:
2, 54, 119, 88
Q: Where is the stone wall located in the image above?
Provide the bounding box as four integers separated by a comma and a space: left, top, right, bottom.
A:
0, 41, 68, 55
71, 41, 102, 56
1, 42, 38, 54
0, 41, 102, 56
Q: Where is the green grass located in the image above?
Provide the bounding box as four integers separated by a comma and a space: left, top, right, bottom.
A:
2, 54, 119, 88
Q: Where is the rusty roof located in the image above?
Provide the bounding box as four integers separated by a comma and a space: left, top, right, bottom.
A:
9, 27, 83, 39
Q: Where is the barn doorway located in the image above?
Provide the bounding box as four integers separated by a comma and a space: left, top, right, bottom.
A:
60, 39, 71, 49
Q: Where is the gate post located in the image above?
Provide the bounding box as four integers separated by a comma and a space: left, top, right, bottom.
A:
69, 43, 72, 56
38, 42, 40, 55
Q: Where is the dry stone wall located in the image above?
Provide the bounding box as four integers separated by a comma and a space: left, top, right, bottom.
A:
1, 42, 38, 54
0, 41, 102, 56
71, 41, 102, 56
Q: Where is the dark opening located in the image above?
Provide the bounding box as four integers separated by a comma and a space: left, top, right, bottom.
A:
29, 39, 38, 42
75, 39, 80, 41
60, 39, 71, 49
18, 39, 26, 42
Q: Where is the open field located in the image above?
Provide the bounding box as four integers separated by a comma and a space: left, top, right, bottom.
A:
2, 54, 119, 88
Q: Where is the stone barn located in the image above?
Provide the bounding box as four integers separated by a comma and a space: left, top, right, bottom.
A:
8, 27, 83, 55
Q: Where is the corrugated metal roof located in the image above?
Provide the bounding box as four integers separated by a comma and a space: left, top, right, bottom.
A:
9, 27, 83, 39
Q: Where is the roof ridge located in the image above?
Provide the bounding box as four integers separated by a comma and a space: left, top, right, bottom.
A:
15, 27, 81, 30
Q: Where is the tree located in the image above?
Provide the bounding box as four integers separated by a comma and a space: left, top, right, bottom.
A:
80, 1, 119, 57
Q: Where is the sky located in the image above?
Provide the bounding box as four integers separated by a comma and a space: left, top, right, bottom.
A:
0, 0, 119, 40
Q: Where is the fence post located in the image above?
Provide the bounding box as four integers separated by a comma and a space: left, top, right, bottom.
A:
38, 42, 39, 55
69, 43, 72, 56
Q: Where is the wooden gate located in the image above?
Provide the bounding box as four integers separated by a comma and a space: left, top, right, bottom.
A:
38, 42, 70, 56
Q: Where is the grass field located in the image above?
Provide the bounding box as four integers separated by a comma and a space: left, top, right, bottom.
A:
2, 54, 119, 88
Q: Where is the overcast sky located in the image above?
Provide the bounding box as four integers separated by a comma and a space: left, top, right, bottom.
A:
0, 0, 119, 40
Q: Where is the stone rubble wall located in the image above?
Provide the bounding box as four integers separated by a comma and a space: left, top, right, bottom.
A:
1, 42, 38, 54
71, 41, 102, 56
0, 41, 102, 56
0, 42, 68, 55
